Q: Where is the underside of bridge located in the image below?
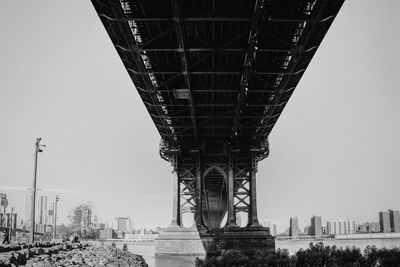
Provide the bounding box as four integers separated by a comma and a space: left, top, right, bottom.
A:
91, 0, 344, 256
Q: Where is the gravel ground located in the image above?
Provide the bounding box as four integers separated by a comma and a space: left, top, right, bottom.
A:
0, 243, 147, 267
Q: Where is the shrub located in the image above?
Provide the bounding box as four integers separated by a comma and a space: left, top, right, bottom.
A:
196, 243, 400, 266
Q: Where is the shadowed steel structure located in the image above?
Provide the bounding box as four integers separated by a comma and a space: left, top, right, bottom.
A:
90, 0, 344, 254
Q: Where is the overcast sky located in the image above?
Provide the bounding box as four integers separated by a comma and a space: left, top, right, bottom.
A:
1, 0, 399, 232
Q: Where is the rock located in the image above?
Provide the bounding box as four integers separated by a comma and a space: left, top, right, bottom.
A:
6, 242, 147, 267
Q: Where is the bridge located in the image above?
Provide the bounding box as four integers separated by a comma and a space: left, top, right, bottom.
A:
90, 0, 344, 257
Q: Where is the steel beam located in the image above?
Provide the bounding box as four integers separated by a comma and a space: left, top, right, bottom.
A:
148, 103, 287, 107
193, 150, 204, 228
171, 0, 199, 144
249, 151, 261, 227
158, 115, 276, 119
230, 0, 265, 145
256, 0, 331, 141
170, 152, 181, 227
157, 125, 264, 129
103, 1, 176, 146
101, 14, 336, 24
225, 151, 237, 227
137, 48, 289, 53
129, 71, 300, 75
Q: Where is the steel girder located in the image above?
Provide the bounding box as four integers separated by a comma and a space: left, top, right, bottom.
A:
91, 0, 344, 156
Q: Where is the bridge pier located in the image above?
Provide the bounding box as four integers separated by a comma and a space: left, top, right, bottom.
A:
156, 140, 274, 257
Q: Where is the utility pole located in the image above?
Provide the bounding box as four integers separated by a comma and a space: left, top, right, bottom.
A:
53, 195, 59, 239
29, 138, 45, 243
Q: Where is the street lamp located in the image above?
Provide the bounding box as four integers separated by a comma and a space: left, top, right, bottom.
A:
53, 195, 59, 239
29, 138, 46, 243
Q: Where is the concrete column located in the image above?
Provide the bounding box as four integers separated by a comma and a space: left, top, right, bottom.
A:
170, 153, 181, 227
225, 152, 237, 227
249, 152, 261, 227
194, 151, 203, 228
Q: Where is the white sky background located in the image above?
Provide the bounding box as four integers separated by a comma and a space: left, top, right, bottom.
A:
0, 1, 399, 232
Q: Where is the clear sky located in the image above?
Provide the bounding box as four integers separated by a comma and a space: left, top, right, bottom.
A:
0, 1, 399, 232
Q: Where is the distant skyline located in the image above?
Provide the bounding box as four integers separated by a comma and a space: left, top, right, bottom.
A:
1, 0, 400, 233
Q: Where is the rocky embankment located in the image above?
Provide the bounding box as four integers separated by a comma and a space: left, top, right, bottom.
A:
0, 242, 147, 267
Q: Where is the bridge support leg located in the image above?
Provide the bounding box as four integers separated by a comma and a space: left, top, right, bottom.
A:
225, 151, 237, 227
249, 151, 261, 227
170, 152, 181, 227
194, 150, 204, 229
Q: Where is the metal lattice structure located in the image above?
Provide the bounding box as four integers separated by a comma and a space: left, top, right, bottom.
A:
91, 0, 344, 229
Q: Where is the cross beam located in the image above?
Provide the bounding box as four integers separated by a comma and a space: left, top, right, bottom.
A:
231, 0, 265, 145
171, 0, 198, 143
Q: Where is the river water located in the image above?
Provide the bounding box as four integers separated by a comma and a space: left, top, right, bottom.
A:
111, 237, 400, 267
113, 242, 199, 267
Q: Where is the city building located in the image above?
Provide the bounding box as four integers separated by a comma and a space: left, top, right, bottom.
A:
116, 216, 132, 234
389, 210, 400, 233
79, 207, 92, 231
100, 228, 117, 239
91, 215, 106, 230
357, 222, 380, 233
322, 226, 327, 235
304, 226, 311, 235
1, 213, 17, 229
47, 202, 55, 227
310, 216, 322, 236
92, 222, 106, 230
343, 219, 355, 234
0, 193, 8, 226
38, 195, 48, 225
289, 217, 299, 237
326, 219, 356, 235
379, 211, 391, 233
272, 224, 277, 236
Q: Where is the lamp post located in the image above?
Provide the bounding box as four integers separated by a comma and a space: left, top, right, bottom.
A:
29, 138, 45, 243
53, 195, 59, 239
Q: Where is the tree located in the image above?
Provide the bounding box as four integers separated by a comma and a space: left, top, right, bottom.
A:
68, 202, 96, 239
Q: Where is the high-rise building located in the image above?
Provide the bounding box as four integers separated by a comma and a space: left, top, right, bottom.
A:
379, 211, 391, 233
47, 202, 55, 227
327, 221, 334, 235
326, 219, 356, 235
38, 196, 48, 225
130, 216, 134, 231
344, 219, 356, 234
272, 224, 277, 236
310, 216, 322, 236
289, 217, 299, 237
82, 208, 92, 230
388, 210, 400, 233
3, 213, 17, 229
117, 217, 129, 233
0, 193, 8, 226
